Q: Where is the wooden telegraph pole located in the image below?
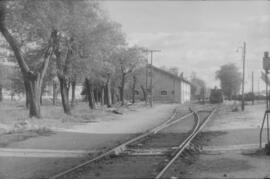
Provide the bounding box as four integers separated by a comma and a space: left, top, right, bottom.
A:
145, 54, 148, 104
241, 42, 246, 111
145, 49, 161, 107
252, 71, 254, 105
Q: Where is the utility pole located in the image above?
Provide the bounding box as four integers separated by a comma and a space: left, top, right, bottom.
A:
258, 76, 260, 95
145, 49, 161, 107
145, 54, 148, 105
241, 42, 246, 111
252, 71, 254, 105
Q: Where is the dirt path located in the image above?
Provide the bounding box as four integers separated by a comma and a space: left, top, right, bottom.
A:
166, 103, 270, 179
0, 103, 178, 179
54, 103, 179, 134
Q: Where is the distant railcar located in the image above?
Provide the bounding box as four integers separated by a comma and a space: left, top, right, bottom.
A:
209, 88, 223, 103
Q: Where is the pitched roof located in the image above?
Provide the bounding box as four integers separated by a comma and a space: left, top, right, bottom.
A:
148, 65, 191, 85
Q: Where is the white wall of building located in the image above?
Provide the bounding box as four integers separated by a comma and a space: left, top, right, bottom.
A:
180, 81, 191, 103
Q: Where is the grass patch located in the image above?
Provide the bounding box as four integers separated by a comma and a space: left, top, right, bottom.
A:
0, 100, 150, 146
0, 127, 54, 147
0, 100, 150, 132
0, 100, 122, 130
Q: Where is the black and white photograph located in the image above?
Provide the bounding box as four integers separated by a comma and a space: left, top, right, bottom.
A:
0, 0, 270, 178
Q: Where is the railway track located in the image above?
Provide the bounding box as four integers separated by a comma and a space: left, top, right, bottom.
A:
155, 109, 216, 179
50, 106, 216, 179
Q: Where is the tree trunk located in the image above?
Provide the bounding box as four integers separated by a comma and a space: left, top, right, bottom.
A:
27, 79, 41, 118
94, 87, 99, 104
52, 80, 57, 105
58, 76, 71, 114
106, 75, 112, 107
111, 88, 115, 105
104, 85, 108, 105
132, 75, 137, 104
101, 85, 105, 106
118, 86, 121, 102
0, 84, 2, 102
24, 81, 30, 108
67, 81, 71, 101
71, 80, 76, 107
40, 91, 43, 105
85, 78, 96, 109
23, 77, 41, 117
40, 84, 45, 105
90, 84, 96, 109
120, 73, 126, 106
141, 85, 147, 101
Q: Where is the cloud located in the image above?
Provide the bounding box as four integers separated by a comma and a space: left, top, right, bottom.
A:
103, 1, 270, 89
124, 11, 270, 88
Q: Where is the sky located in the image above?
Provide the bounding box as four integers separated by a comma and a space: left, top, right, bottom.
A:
102, 1, 270, 91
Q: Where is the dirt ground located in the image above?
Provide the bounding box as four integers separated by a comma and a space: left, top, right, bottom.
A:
0, 101, 179, 146
58, 104, 211, 179
0, 101, 161, 133
0, 102, 182, 179
204, 102, 267, 131
128, 114, 195, 149
165, 148, 270, 179
0, 129, 53, 147
165, 102, 270, 179
3, 102, 268, 179
60, 155, 167, 179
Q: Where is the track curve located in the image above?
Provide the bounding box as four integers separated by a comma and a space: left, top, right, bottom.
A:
50, 106, 216, 179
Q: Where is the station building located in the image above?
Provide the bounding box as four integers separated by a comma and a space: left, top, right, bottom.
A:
151, 66, 191, 103
136, 65, 191, 104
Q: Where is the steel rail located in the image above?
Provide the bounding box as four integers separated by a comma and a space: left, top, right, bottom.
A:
152, 112, 193, 134
155, 111, 200, 179
155, 108, 216, 179
50, 109, 193, 179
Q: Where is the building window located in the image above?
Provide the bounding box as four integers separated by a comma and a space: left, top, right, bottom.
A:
161, 90, 167, 95
171, 90, 175, 95
135, 90, 139, 95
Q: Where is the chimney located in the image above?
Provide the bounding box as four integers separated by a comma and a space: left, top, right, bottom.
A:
264, 51, 269, 58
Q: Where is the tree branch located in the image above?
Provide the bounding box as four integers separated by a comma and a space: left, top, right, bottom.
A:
39, 30, 57, 87
0, 20, 30, 76
63, 37, 73, 75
